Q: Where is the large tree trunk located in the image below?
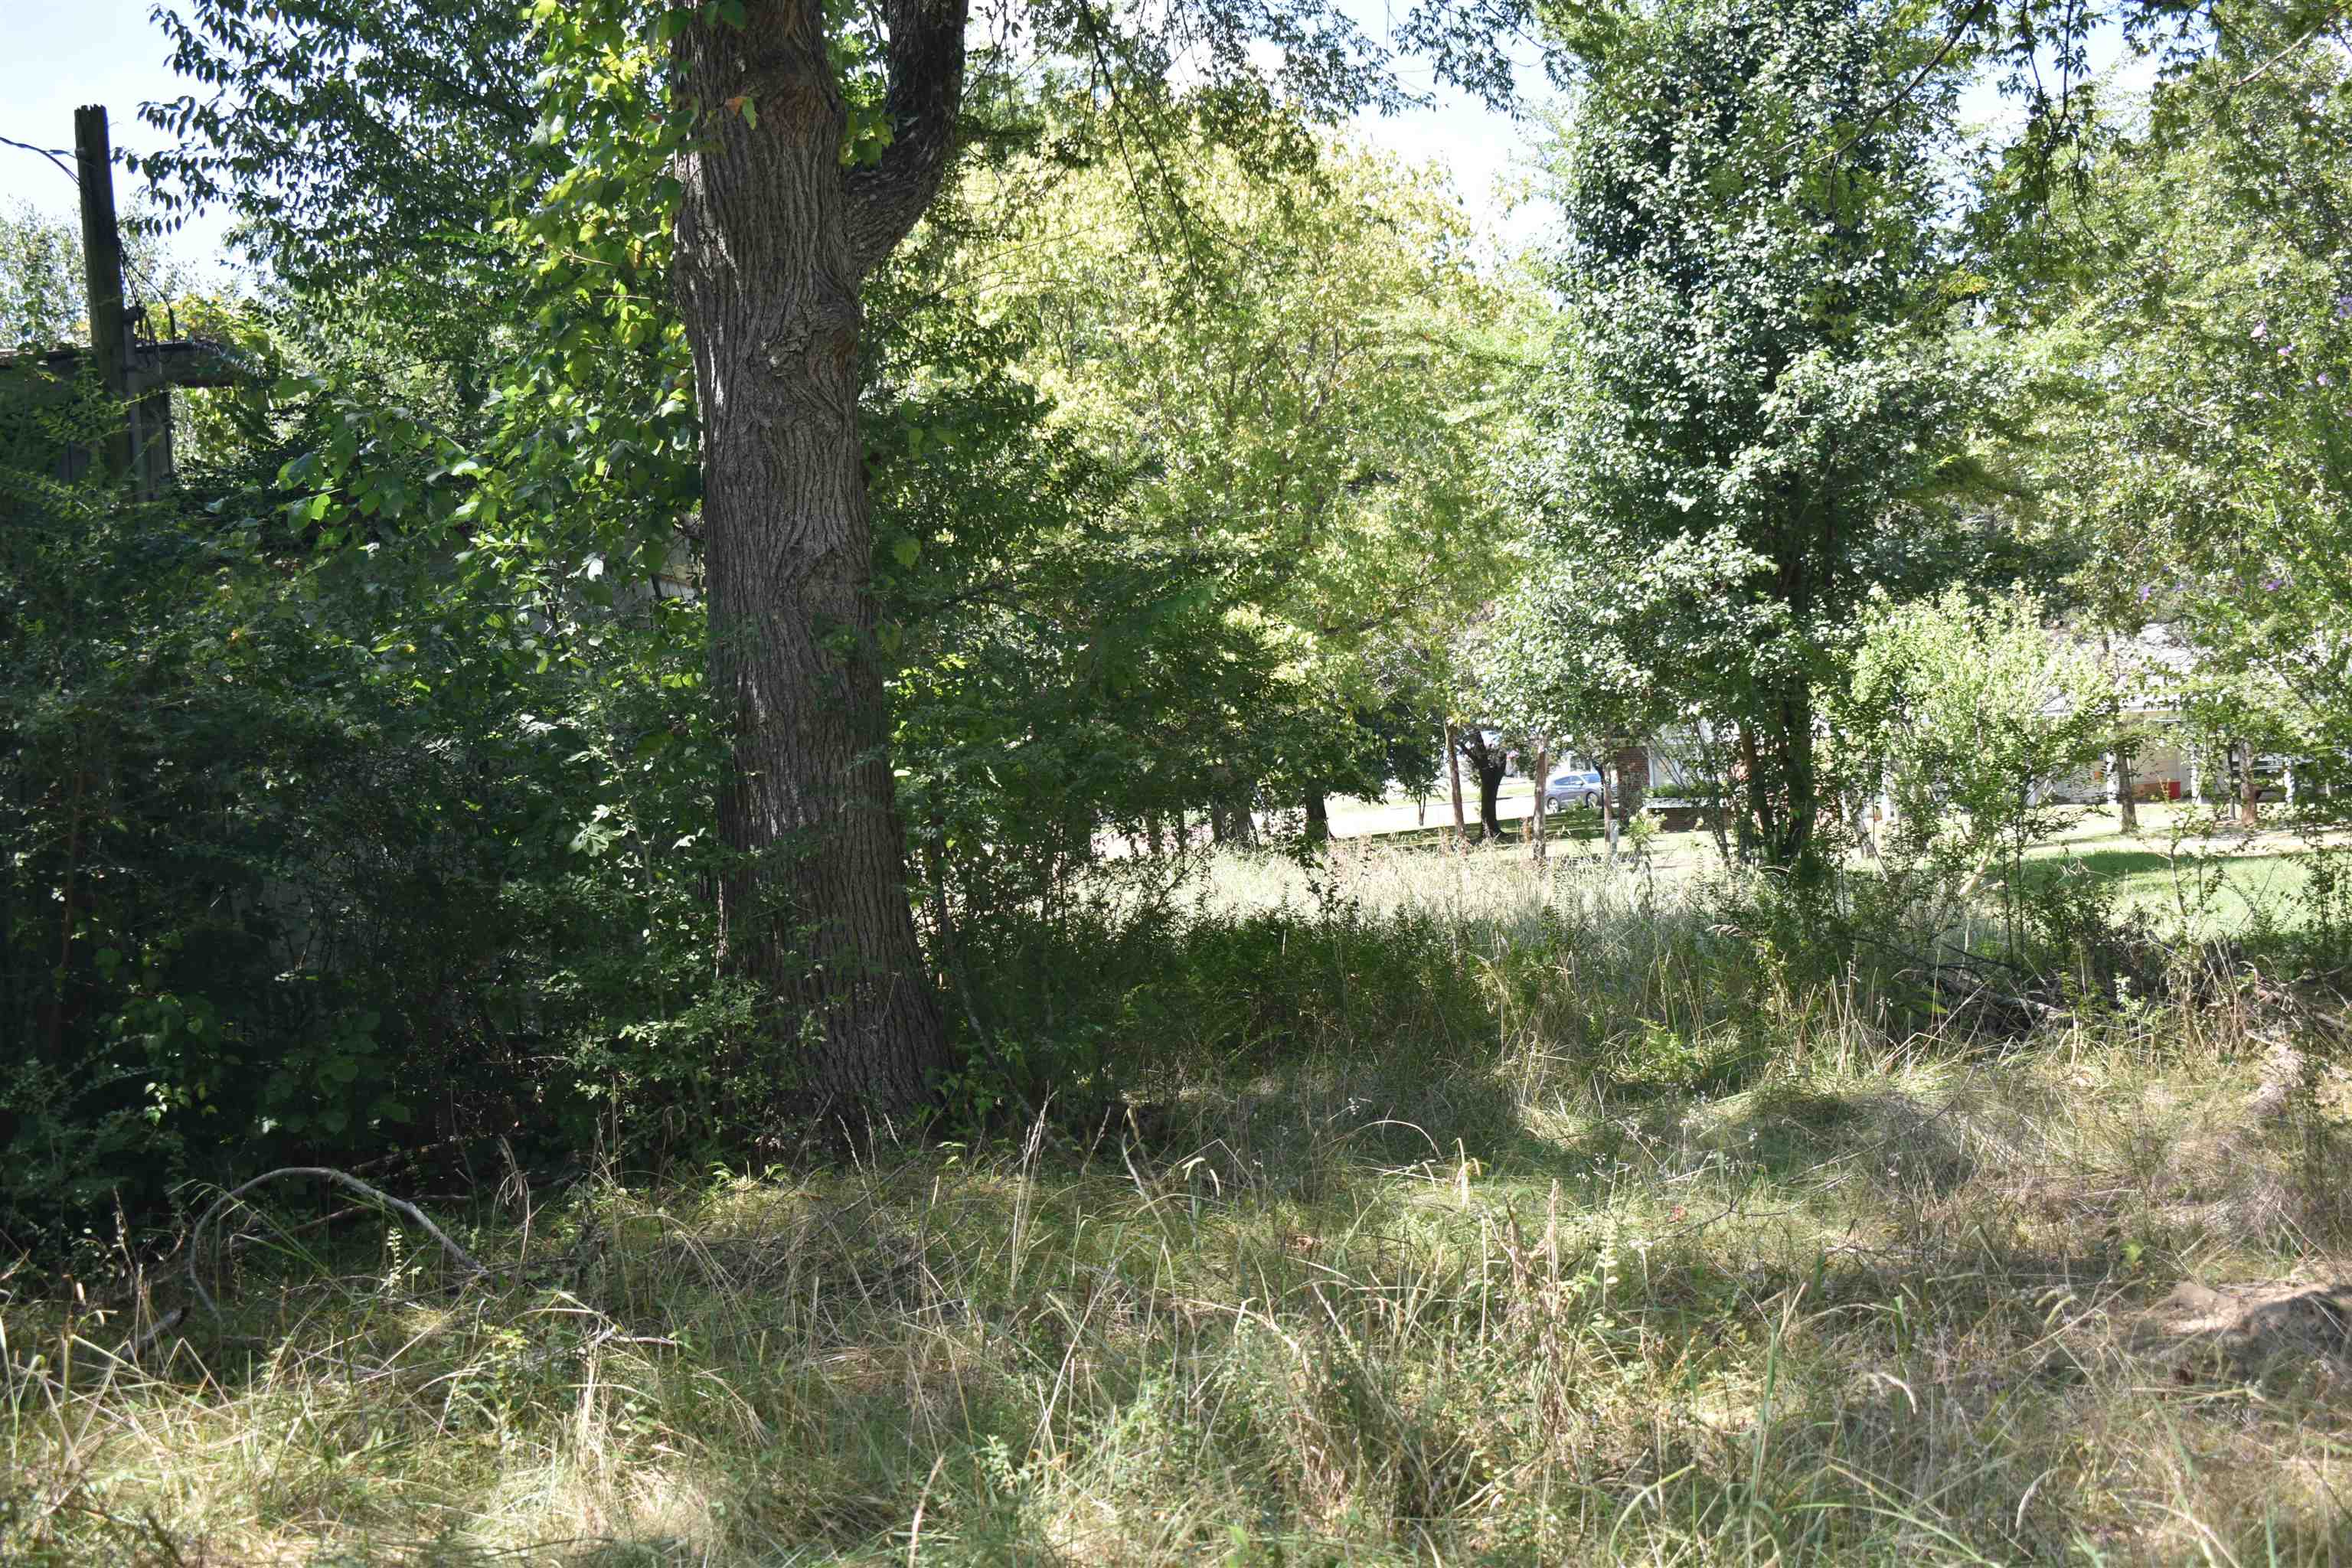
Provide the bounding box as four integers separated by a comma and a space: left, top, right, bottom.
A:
672, 0, 965, 1119
1210, 786, 1259, 847
1304, 788, 1331, 844
1612, 743, 1648, 818
1767, 692, 1821, 880
1733, 694, 1821, 880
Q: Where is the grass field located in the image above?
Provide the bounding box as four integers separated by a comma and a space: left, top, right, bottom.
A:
1317, 796, 2337, 937
5, 849, 2348, 1566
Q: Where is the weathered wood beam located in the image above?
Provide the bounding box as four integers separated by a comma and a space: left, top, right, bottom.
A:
2, 341, 248, 390
74, 104, 134, 482
132, 341, 246, 390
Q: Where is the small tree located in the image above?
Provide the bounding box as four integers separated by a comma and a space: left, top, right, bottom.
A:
1479, 519, 1786, 861
1476, 557, 1688, 865
1834, 587, 2113, 946
1533, 0, 1978, 883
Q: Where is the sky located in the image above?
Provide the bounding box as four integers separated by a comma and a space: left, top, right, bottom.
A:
0, 0, 1556, 282
1, 0, 2151, 293
0, 0, 243, 266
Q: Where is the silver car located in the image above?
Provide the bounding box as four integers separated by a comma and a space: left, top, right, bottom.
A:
1544, 769, 1604, 809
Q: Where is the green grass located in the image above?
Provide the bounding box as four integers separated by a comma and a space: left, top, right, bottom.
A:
5, 850, 2350, 1566
2008, 805, 2331, 936
1325, 797, 2336, 943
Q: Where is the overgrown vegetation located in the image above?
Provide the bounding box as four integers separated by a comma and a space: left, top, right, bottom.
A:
7, 0, 2352, 1557
6, 846, 2349, 1565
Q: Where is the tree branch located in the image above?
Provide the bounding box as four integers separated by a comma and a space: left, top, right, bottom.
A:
188, 1167, 490, 1318
2229, 5, 2349, 90
843, 0, 971, 276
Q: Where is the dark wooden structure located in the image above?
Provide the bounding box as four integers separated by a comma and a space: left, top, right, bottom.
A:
0, 106, 240, 497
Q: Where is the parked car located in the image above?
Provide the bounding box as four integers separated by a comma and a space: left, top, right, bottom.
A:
1544, 769, 1604, 809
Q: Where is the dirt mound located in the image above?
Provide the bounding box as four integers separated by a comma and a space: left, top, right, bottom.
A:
2139, 1276, 2352, 1380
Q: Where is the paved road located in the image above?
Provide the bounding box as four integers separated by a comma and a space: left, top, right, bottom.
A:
1325, 780, 1557, 841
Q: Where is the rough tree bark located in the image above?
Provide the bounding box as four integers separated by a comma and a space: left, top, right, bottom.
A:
1210, 789, 1259, 848
1758, 691, 1821, 879
1445, 723, 1467, 849
671, 0, 968, 1119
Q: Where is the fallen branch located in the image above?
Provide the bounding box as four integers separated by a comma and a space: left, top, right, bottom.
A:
188, 1167, 490, 1318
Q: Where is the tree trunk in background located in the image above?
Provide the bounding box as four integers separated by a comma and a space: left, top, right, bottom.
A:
2238, 740, 2262, 828
1602, 755, 1624, 866
1446, 723, 1467, 848
1530, 745, 1549, 868
1759, 691, 1822, 881
1304, 789, 1330, 844
1457, 730, 1508, 841
2104, 634, 2139, 836
672, 0, 965, 1120
1612, 743, 1648, 818
1733, 725, 1762, 863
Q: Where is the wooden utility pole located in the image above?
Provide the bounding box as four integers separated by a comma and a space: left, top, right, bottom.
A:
74, 105, 136, 481
4, 107, 243, 497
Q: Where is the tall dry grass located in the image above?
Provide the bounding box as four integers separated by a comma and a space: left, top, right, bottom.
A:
5, 845, 2349, 1566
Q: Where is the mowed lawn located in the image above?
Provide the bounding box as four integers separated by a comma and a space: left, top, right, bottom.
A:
1321, 791, 2337, 940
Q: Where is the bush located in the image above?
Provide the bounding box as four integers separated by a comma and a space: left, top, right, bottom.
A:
0, 394, 751, 1250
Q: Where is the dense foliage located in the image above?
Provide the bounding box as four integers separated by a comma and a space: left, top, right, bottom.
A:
1523, 0, 1987, 878
2025, 21, 2352, 792
4, 0, 2351, 1258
